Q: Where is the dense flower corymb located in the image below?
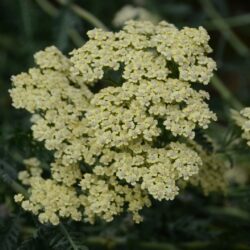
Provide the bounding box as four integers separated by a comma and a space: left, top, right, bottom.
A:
11, 20, 219, 225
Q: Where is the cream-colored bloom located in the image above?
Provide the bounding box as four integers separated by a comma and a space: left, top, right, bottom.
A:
22, 177, 81, 225
10, 20, 218, 225
14, 194, 24, 203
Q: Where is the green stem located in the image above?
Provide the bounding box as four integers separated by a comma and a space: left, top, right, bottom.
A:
199, 0, 249, 57
0, 166, 28, 198
84, 236, 177, 250
138, 241, 177, 250
70, 4, 108, 30
36, 0, 107, 49
19, 0, 33, 40
59, 224, 78, 250
67, 28, 85, 47
55, 0, 108, 30
84, 236, 217, 249
35, 0, 85, 48
35, 0, 58, 16
211, 74, 243, 110
205, 13, 250, 29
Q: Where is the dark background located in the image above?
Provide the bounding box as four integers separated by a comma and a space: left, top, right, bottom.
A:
0, 0, 250, 249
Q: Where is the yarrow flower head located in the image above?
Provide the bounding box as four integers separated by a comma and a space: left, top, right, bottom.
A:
10, 20, 219, 225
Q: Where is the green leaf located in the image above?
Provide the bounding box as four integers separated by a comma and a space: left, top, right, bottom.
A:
0, 216, 21, 250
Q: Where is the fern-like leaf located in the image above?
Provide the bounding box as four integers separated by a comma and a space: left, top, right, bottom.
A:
49, 224, 88, 250
26, 223, 88, 250
0, 215, 21, 250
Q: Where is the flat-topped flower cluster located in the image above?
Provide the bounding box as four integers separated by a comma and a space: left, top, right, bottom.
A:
11, 20, 223, 225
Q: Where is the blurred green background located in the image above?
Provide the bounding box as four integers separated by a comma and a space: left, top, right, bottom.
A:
0, 0, 250, 249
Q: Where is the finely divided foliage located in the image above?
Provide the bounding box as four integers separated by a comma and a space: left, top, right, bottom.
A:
10, 20, 224, 225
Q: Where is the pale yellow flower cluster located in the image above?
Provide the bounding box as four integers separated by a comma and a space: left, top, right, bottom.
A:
10, 21, 219, 225
71, 21, 216, 86
15, 159, 82, 225
10, 46, 93, 166
232, 108, 250, 146
17, 158, 43, 185
79, 173, 151, 223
